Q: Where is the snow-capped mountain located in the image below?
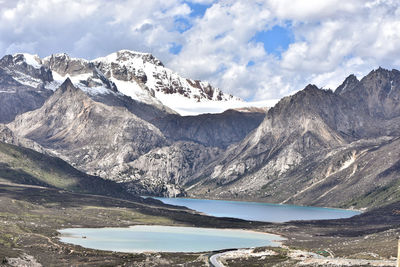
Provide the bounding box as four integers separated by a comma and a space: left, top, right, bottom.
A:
5, 50, 245, 115
93, 50, 243, 115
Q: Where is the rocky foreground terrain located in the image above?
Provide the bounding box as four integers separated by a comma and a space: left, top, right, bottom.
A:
0, 179, 398, 266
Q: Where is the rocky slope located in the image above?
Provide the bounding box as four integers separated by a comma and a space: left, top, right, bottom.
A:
186, 68, 400, 209
122, 141, 222, 196
0, 54, 53, 123
0, 51, 266, 197
8, 79, 167, 186
6, 77, 265, 197
0, 141, 140, 200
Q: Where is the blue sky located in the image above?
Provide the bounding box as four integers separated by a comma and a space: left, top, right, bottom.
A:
252, 25, 293, 58
1, 0, 400, 102
181, 2, 295, 58
185, 1, 211, 17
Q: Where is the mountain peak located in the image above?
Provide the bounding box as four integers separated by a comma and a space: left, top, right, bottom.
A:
376, 66, 389, 72
58, 77, 78, 93
96, 50, 164, 67
335, 74, 359, 95
92, 50, 240, 114
2, 50, 243, 116
47, 53, 70, 61
304, 84, 319, 91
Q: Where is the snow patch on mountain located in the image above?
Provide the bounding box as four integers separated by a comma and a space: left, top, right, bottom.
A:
21, 54, 42, 69
11, 71, 42, 88
156, 93, 278, 115
91, 50, 257, 114
11, 53, 42, 69
51, 71, 115, 96
109, 78, 154, 103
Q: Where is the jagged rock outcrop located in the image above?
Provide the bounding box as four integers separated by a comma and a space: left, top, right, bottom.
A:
0, 54, 54, 123
43, 53, 93, 76
335, 74, 359, 95
337, 68, 400, 119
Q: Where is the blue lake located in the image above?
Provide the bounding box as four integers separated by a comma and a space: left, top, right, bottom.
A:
59, 225, 285, 253
152, 197, 361, 223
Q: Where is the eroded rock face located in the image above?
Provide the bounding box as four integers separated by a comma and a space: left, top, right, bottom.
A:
338, 68, 400, 119
0, 54, 53, 83
130, 142, 220, 181
42, 53, 92, 76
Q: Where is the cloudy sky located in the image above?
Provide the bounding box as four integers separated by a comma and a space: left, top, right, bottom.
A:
1, 0, 400, 101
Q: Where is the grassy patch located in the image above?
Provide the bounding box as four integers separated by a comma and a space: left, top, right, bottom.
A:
343, 178, 400, 209
0, 142, 138, 200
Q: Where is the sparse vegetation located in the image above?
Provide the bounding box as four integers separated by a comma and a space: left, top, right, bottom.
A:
0, 141, 138, 200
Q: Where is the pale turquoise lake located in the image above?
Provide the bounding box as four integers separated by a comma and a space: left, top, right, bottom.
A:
58, 225, 285, 253
152, 197, 361, 222
59, 199, 360, 253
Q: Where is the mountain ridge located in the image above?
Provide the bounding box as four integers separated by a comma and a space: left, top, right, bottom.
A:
8, 79, 167, 184
2, 50, 245, 117
2, 49, 400, 209
183, 68, 400, 208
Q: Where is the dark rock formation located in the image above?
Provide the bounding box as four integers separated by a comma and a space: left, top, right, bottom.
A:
152, 109, 266, 148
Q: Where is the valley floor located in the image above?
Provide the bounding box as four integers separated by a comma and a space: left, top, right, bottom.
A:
0, 182, 398, 266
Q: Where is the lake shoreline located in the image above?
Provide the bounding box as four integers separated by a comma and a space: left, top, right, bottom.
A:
1, 182, 397, 266
144, 195, 364, 213
148, 196, 361, 223
58, 225, 286, 253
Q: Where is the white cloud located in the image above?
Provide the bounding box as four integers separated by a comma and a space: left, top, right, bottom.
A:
187, 0, 215, 4
1, 0, 400, 102
267, 0, 361, 21
0, 0, 187, 59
